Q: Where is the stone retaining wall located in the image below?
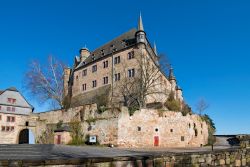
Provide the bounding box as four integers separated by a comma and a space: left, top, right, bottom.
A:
1, 148, 249, 167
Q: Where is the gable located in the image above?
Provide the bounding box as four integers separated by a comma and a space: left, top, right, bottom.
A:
0, 90, 33, 109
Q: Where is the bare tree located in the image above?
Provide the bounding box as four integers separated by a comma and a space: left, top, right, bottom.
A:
196, 98, 209, 115
113, 48, 170, 109
24, 56, 65, 109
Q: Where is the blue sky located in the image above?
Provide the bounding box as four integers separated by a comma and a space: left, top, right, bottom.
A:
0, 0, 249, 135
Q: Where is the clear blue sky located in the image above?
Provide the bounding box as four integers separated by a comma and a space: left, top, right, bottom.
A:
0, 0, 249, 135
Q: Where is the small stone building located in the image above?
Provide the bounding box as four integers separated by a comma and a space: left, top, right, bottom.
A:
0, 87, 36, 144
54, 126, 72, 145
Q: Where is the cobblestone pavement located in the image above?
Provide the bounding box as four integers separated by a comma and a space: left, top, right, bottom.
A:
0, 144, 237, 161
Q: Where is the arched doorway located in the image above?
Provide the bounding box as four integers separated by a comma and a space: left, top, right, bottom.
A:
19, 129, 29, 144
18, 129, 35, 144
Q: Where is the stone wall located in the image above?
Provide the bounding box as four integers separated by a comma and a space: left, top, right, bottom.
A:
88, 148, 250, 167
1, 148, 249, 166
35, 105, 208, 148
117, 108, 208, 148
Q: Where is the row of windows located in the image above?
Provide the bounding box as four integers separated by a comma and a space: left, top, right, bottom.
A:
1, 126, 14, 132
80, 51, 134, 78
81, 69, 134, 92
7, 98, 16, 104
7, 116, 15, 122
0, 106, 16, 112
0, 115, 15, 122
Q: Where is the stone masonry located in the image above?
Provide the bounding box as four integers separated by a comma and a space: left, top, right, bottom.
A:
35, 104, 209, 148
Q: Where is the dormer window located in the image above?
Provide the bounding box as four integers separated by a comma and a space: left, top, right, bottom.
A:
110, 44, 114, 48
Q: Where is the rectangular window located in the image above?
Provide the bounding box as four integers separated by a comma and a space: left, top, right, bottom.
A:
11, 126, 14, 131
82, 69, 87, 77
128, 69, 135, 77
1, 126, 5, 132
103, 60, 108, 68
11, 117, 15, 122
7, 107, 11, 111
82, 84, 87, 91
0, 106, 1, 110
114, 56, 120, 64
103, 76, 108, 85
114, 73, 120, 81
92, 80, 97, 88
128, 51, 134, 59
0, 115, 1, 120
181, 136, 185, 141
7, 98, 12, 103
12, 107, 15, 112
6, 126, 10, 132
92, 65, 97, 72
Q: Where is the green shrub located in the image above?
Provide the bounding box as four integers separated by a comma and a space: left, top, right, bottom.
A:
68, 118, 85, 145
181, 103, 192, 116
164, 91, 181, 111
128, 106, 139, 116
201, 114, 216, 145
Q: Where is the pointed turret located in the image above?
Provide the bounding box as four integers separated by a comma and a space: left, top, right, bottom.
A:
136, 13, 146, 44
169, 66, 176, 81
138, 13, 144, 31
153, 42, 158, 56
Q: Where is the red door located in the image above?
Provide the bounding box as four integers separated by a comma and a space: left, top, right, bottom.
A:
57, 135, 61, 144
154, 136, 159, 146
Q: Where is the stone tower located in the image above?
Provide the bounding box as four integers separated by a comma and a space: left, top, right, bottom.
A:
63, 67, 71, 97
169, 67, 177, 93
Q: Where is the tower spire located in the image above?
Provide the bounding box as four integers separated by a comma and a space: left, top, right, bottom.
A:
154, 42, 158, 55
138, 12, 144, 31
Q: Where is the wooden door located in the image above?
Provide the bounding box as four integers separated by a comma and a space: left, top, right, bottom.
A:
154, 136, 159, 146
57, 135, 61, 144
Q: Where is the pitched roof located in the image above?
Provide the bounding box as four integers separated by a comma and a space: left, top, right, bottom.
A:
0, 90, 3, 95
75, 28, 137, 70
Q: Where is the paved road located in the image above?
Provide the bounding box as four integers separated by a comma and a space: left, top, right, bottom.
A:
0, 144, 238, 161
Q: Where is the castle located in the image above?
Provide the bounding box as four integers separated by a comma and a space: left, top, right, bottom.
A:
0, 15, 209, 147
64, 14, 183, 108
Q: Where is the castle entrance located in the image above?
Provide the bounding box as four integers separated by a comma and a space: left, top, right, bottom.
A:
18, 129, 35, 144
19, 129, 29, 144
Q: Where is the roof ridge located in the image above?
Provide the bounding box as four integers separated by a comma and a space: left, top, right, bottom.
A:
75, 28, 137, 70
